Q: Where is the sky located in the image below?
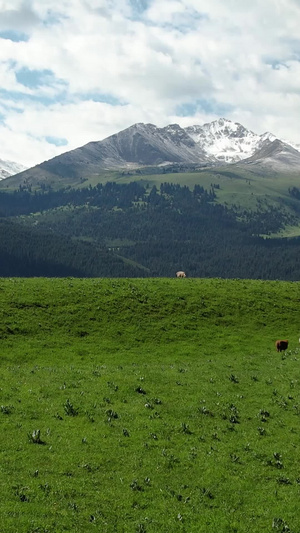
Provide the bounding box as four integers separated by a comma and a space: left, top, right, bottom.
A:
1, 0, 300, 167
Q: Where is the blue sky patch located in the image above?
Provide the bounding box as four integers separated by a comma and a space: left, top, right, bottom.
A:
45, 136, 68, 147
0, 30, 29, 42
16, 68, 56, 89
130, 0, 151, 17
176, 99, 234, 117
0, 87, 68, 107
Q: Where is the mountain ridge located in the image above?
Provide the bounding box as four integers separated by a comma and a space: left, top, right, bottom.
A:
2, 118, 300, 188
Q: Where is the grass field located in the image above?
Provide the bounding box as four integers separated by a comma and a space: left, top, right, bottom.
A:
1, 277, 300, 532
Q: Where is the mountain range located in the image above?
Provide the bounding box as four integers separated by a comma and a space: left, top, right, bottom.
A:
2, 118, 300, 188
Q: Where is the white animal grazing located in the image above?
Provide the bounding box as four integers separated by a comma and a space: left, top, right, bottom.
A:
176, 271, 186, 278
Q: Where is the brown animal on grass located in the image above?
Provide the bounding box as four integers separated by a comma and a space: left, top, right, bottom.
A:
275, 340, 288, 352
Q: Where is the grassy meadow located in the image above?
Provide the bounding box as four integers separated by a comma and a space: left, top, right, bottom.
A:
82, 166, 300, 237
83, 166, 300, 212
0, 277, 300, 532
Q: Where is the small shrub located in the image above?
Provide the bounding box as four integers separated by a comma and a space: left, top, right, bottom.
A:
272, 517, 290, 531
130, 480, 144, 492
223, 404, 240, 424
153, 397, 162, 405
149, 411, 160, 419
106, 409, 118, 421
1, 404, 14, 415
28, 429, 45, 445
68, 502, 78, 511
277, 477, 292, 485
64, 399, 79, 417
258, 426, 267, 436
103, 397, 111, 404
136, 524, 147, 533
200, 487, 214, 500
13, 485, 30, 502
135, 386, 146, 395
181, 422, 192, 435
230, 453, 241, 463
259, 409, 270, 422
273, 452, 282, 461
199, 406, 213, 416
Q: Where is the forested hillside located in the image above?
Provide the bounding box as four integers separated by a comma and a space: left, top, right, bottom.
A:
0, 215, 147, 278
0, 181, 300, 278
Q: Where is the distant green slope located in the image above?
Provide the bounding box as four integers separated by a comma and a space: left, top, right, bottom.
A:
2, 162, 299, 235
1, 180, 300, 278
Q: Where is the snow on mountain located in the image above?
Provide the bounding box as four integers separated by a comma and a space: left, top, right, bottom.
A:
0, 158, 27, 180
184, 118, 277, 163
2, 118, 300, 188
282, 138, 300, 153
241, 139, 300, 171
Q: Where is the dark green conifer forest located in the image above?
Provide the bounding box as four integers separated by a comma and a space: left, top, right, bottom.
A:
0, 181, 300, 279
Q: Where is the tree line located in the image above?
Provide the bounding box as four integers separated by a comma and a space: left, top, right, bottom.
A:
0, 181, 299, 279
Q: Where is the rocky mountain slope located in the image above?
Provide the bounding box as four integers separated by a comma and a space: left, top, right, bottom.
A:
240, 139, 300, 171
2, 119, 300, 188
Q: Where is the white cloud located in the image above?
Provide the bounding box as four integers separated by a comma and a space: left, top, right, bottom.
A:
0, 0, 300, 166
0, 1, 40, 32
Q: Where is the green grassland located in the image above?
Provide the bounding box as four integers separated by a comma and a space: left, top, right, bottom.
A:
1, 277, 300, 532
4, 163, 300, 215
77, 166, 300, 236
77, 164, 299, 203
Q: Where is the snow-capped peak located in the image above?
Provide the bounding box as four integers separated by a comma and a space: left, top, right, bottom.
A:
184, 120, 279, 163
0, 158, 27, 180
